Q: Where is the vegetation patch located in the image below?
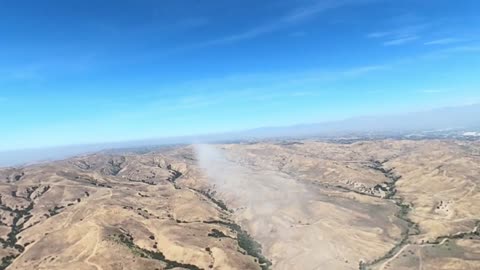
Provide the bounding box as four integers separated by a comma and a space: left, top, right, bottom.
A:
191, 188, 230, 212
0, 255, 16, 270
359, 162, 419, 270
106, 157, 125, 176
112, 233, 202, 270
203, 220, 272, 270
0, 185, 50, 269
48, 206, 65, 216
166, 168, 183, 189
207, 229, 230, 238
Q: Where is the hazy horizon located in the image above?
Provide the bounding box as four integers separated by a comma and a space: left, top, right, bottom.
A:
1, 103, 479, 167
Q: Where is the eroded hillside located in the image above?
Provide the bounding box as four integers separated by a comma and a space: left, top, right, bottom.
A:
0, 140, 479, 270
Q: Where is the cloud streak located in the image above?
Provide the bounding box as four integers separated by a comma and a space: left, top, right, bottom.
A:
368, 23, 429, 46
383, 36, 418, 46
146, 64, 390, 110
424, 38, 464, 45
191, 0, 374, 47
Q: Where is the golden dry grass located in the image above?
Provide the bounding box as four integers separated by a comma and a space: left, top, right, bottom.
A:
0, 139, 478, 269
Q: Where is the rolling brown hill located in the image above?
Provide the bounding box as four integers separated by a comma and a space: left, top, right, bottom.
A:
0, 139, 479, 270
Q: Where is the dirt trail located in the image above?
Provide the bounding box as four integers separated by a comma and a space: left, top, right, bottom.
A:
379, 244, 410, 270
85, 224, 103, 270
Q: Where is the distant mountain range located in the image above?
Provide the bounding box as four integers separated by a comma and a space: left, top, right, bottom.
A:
237, 103, 480, 138
1, 103, 479, 167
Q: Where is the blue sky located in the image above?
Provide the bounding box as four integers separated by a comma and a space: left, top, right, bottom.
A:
1, 0, 479, 150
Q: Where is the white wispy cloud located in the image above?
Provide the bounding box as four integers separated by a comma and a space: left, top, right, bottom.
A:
383, 36, 419, 46
368, 23, 429, 46
198, 23, 280, 46
113, 62, 391, 119
192, 0, 375, 47
163, 64, 389, 107
283, 0, 348, 23
368, 24, 428, 38
424, 38, 464, 45
367, 31, 391, 38
158, 41, 480, 111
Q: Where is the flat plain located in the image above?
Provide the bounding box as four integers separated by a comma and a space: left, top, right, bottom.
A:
0, 139, 479, 269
